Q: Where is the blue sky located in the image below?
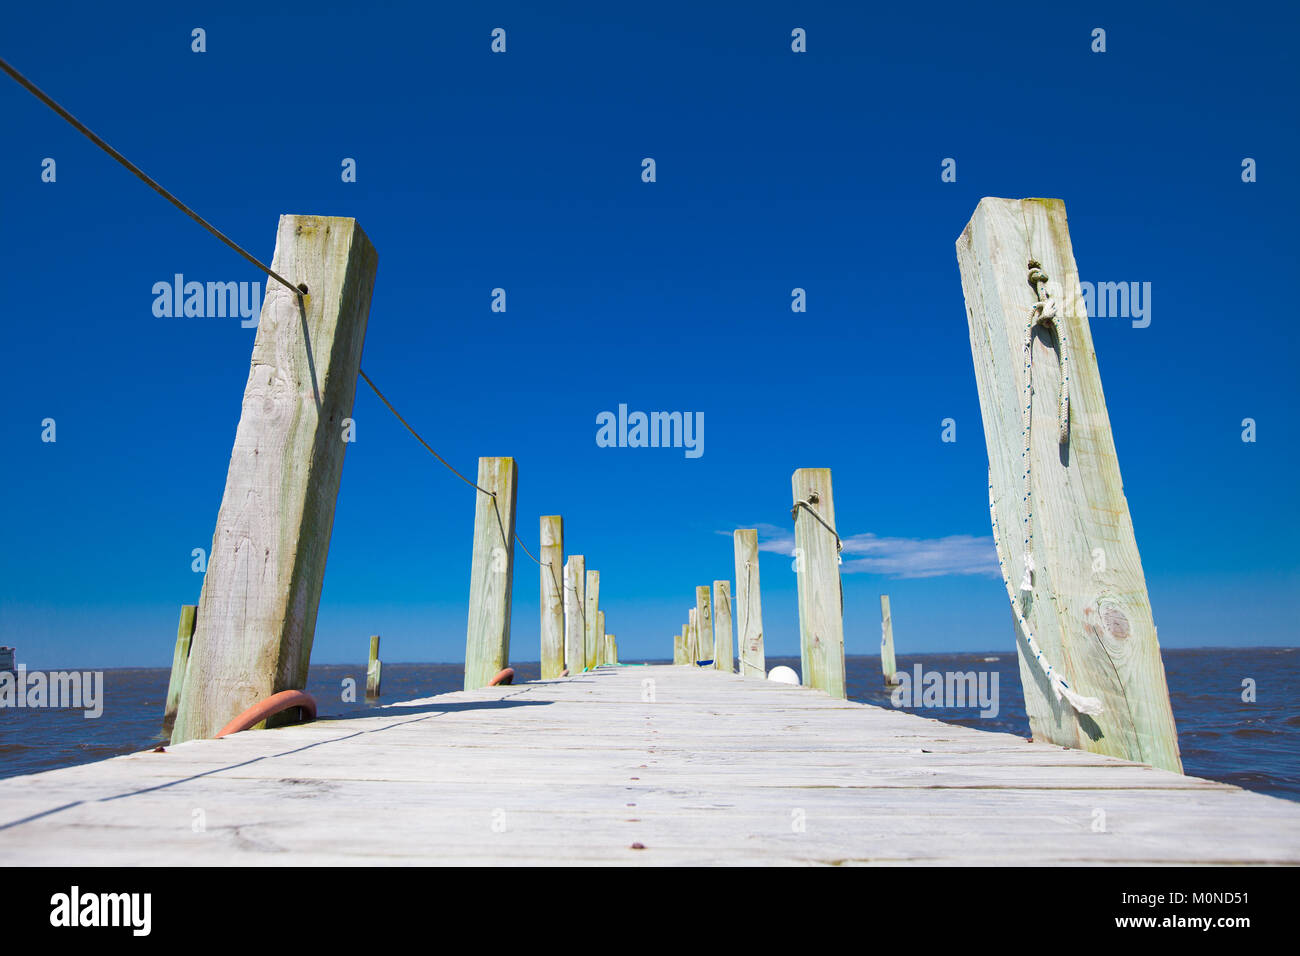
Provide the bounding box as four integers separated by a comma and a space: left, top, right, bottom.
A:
2, 1, 1297, 668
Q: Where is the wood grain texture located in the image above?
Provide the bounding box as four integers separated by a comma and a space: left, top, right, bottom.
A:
463, 457, 518, 690
539, 516, 565, 679
162, 605, 197, 734
792, 469, 846, 699
563, 555, 585, 674
687, 609, 698, 662
5, 666, 1296, 866
596, 610, 607, 664
584, 570, 601, 671
172, 216, 377, 744
694, 587, 712, 665
956, 197, 1181, 772
673, 630, 685, 665
880, 595, 899, 686
712, 581, 734, 672
366, 635, 382, 698
733, 530, 766, 679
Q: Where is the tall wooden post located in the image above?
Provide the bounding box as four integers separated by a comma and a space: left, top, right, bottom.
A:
673, 630, 685, 664
162, 604, 197, 733
463, 457, 518, 690
596, 610, 606, 664
879, 595, 899, 686
584, 570, 601, 670
733, 529, 766, 679
694, 586, 712, 665
686, 608, 697, 662
606, 634, 618, 664
563, 555, 585, 674
539, 515, 565, 679
712, 580, 734, 672
791, 468, 846, 699
172, 215, 378, 744
366, 634, 382, 698
956, 196, 1181, 772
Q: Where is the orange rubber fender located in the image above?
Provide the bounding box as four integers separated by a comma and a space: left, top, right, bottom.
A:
488, 667, 515, 686
215, 690, 317, 738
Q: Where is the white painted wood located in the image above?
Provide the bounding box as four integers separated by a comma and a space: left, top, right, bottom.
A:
712, 580, 733, 672
733, 529, 765, 679
539, 516, 565, 679
172, 215, 378, 744
563, 555, 585, 674
956, 197, 1181, 773
792, 468, 846, 698
584, 570, 601, 671
4, 666, 1296, 866
880, 595, 899, 686
464, 457, 518, 690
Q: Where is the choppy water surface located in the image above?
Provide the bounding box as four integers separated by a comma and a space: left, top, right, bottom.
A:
1, 649, 1294, 801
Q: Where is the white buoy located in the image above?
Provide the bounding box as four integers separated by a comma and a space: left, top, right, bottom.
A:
767, 665, 799, 685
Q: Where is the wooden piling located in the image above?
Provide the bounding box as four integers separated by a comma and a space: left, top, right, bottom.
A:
366, 634, 382, 698
712, 580, 734, 672
539, 515, 565, 679
791, 468, 846, 699
463, 457, 518, 691
733, 529, 766, 679
584, 570, 601, 670
172, 215, 378, 745
686, 608, 697, 662
162, 604, 197, 733
956, 196, 1181, 772
673, 630, 685, 665
879, 595, 899, 686
694, 586, 712, 665
563, 555, 585, 674
596, 610, 606, 664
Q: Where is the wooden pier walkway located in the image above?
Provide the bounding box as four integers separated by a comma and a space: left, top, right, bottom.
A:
2, 665, 1298, 866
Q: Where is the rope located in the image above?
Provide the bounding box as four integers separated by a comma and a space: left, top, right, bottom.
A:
790, 497, 843, 552
988, 259, 1101, 717
0, 56, 305, 299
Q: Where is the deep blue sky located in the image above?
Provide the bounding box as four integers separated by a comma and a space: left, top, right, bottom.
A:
2, 1, 1297, 668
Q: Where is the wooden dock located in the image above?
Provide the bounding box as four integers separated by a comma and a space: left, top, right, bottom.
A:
2, 665, 1297, 866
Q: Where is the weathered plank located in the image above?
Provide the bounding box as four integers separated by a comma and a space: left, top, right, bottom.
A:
4, 666, 1297, 866
712, 580, 733, 672
956, 197, 1181, 773
733, 529, 765, 679
585, 570, 601, 671
539, 516, 565, 679
172, 215, 378, 744
694, 587, 712, 665
464, 457, 518, 690
162, 604, 197, 734
791, 468, 846, 698
880, 595, 899, 686
563, 555, 585, 673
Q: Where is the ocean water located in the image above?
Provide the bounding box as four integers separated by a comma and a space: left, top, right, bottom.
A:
0, 648, 1295, 801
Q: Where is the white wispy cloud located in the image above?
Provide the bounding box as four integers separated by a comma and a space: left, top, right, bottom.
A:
720, 523, 998, 580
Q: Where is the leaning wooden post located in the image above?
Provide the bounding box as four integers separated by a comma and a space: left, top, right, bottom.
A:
463, 457, 518, 690
686, 608, 697, 662
694, 586, 712, 664
733, 529, 766, 678
712, 580, 734, 672
791, 468, 846, 698
584, 570, 601, 670
366, 634, 382, 698
596, 610, 606, 664
956, 196, 1181, 772
162, 604, 197, 733
563, 555, 585, 674
539, 515, 565, 679
172, 216, 378, 744
879, 595, 899, 686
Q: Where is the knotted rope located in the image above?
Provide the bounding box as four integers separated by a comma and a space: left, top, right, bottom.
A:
987, 260, 1102, 717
